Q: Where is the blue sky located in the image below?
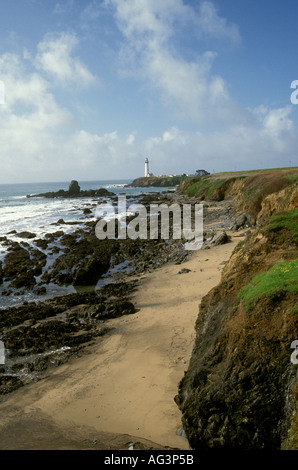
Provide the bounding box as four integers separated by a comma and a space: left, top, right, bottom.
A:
0, 0, 297, 184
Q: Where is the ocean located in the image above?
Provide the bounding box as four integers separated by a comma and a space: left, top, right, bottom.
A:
0, 180, 173, 308
0, 179, 168, 238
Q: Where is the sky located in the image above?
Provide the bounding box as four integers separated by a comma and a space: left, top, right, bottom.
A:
0, 0, 298, 184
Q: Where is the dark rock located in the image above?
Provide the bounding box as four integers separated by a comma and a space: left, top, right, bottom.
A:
34, 286, 47, 295
26, 181, 115, 199
34, 239, 49, 249
68, 180, 80, 195
231, 213, 252, 231
17, 231, 36, 239
3, 243, 47, 289
210, 231, 231, 246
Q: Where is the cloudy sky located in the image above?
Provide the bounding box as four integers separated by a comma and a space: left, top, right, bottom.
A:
0, 0, 297, 184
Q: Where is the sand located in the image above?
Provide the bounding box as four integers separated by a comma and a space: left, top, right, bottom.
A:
0, 232, 243, 450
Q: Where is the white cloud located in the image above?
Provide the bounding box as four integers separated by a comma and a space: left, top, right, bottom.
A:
0, 37, 94, 183
262, 106, 294, 136
0, 2, 296, 184
35, 32, 97, 86
195, 1, 241, 42
107, 0, 236, 122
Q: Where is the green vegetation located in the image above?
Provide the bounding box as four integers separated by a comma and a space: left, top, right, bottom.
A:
238, 260, 298, 310
149, 175, 187, 186
185, 177, 228, 198
266, 208, 298, 244
286, 173, 298, 185
180, 168, 298, 221
217, 166, 298, 176
130, 175, 187, 187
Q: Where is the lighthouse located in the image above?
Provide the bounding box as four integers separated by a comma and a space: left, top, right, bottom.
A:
145, 157, 149, 177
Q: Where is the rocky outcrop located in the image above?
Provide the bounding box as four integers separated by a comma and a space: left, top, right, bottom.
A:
26, 181, 115, 199
128, 175, 187, 187
68, 180, 80, 195
3, 243, 47, 290
256, 184, 298, 225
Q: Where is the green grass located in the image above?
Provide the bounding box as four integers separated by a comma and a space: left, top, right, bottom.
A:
238, 260, 298, 310
217, 167, 298, 175
286, 173, 298, 185
267, 209, 298, 244
185, 177, 228, 198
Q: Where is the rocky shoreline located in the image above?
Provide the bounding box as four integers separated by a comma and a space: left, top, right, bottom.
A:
0, 189, 250, 398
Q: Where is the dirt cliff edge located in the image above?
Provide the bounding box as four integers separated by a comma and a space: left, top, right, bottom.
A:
175, 173, 298, 449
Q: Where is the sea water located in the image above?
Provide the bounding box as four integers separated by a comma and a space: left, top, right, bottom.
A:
0, 180, 174, 308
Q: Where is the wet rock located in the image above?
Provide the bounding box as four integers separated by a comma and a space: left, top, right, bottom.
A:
83, 208, 92, 215
3, 243, 47, 289
26, 181, 115, 199
17, 231, 36, 239
34, 286, 47, 295
34, 239, 49, 249
0, 280, 138, 394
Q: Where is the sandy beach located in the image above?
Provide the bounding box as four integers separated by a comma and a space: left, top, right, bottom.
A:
0, 231, 242, 450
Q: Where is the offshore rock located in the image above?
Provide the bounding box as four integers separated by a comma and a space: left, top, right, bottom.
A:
68, 180, 80, 195
26, 181, 115, 199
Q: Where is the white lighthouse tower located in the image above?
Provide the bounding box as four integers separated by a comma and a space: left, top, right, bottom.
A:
144, 157, 150, 177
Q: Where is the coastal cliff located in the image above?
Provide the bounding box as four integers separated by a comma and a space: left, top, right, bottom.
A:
175, 168, 298, 449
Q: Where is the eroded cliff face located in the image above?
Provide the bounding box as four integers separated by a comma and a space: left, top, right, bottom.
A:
175, 178, 298, 449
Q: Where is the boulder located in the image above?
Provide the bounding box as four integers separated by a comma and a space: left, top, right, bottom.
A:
68, 180, 80, 195
210, 231, 231, 246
